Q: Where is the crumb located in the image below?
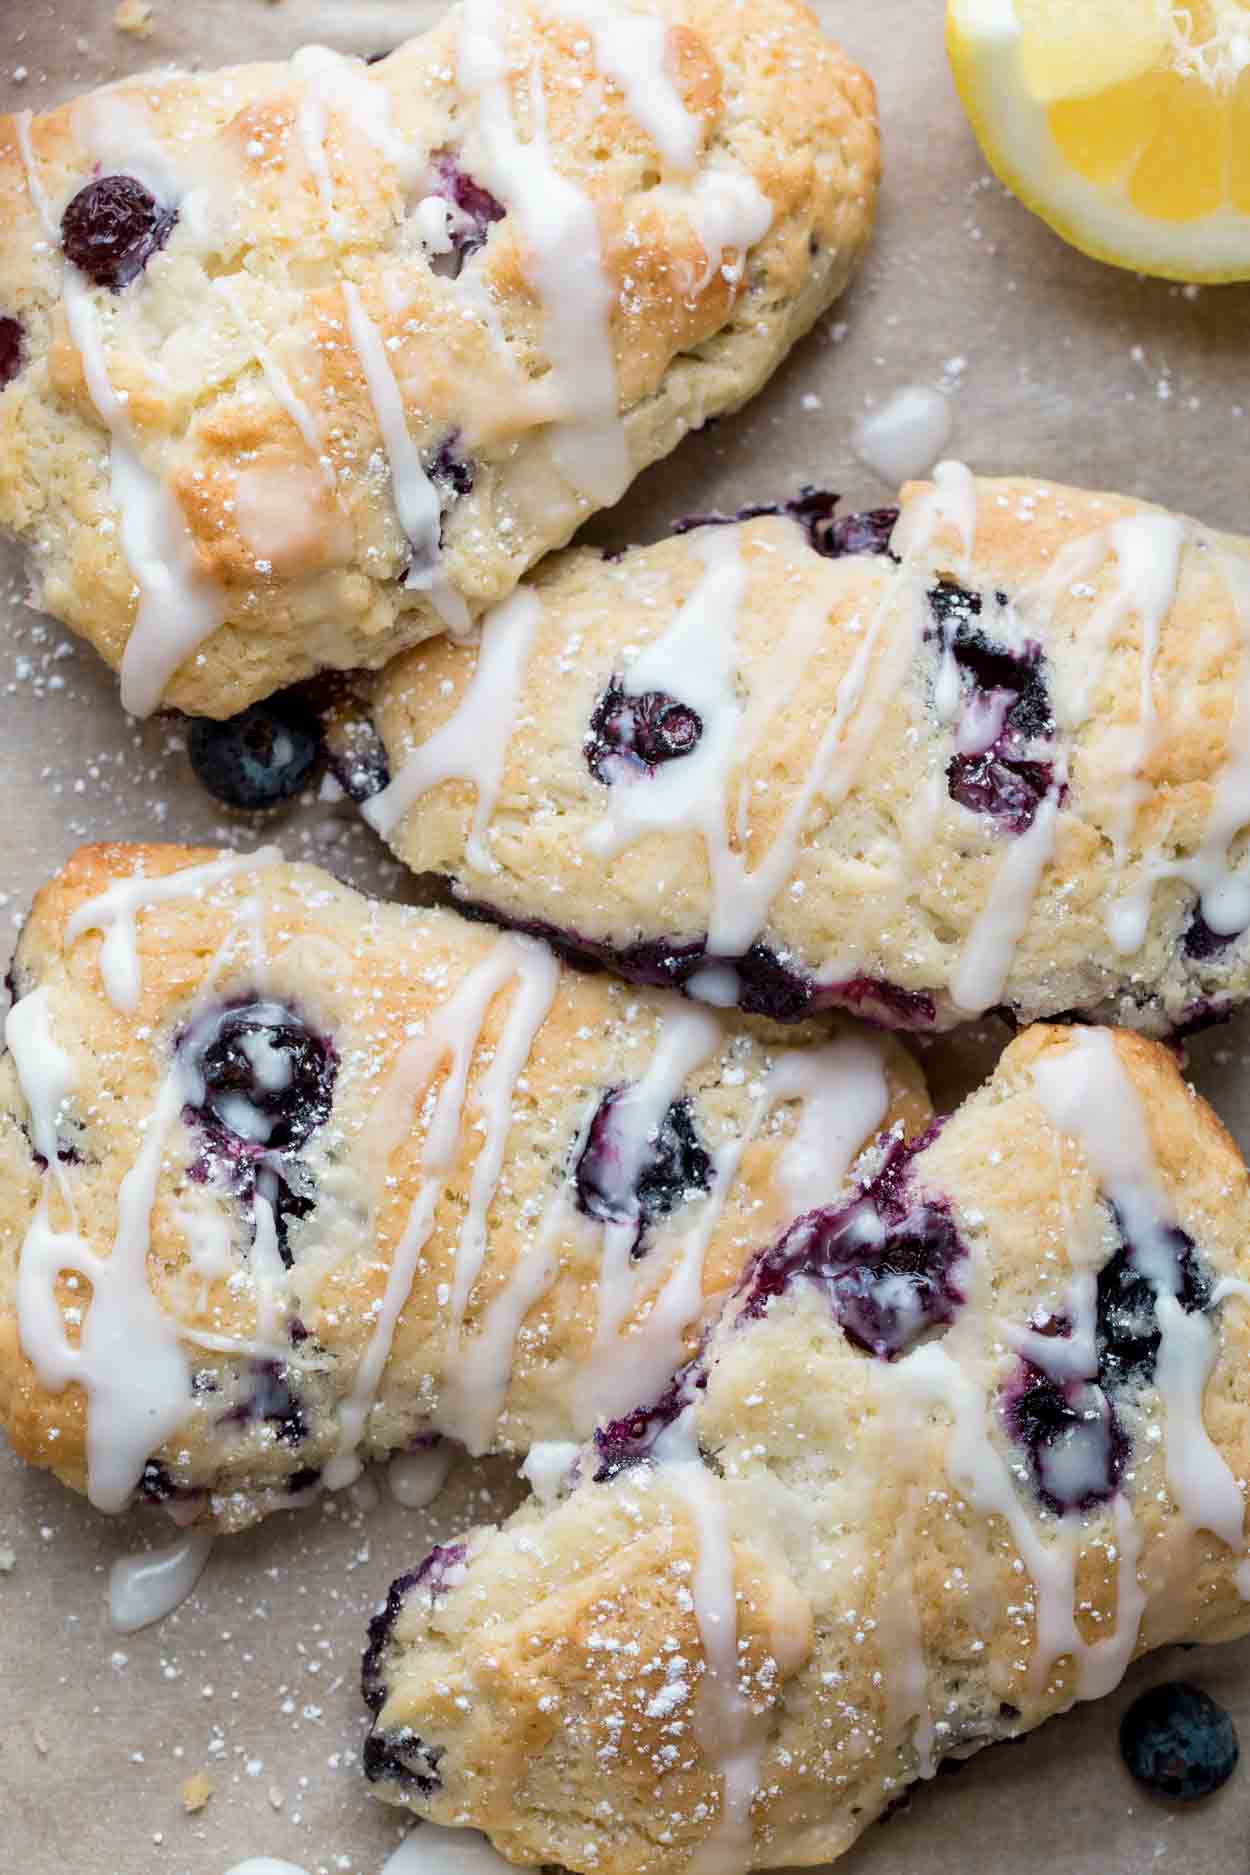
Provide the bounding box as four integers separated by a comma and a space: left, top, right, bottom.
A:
33, 1730, 49, 1756
113, 0, 155, 35
182, 1772, 214, 1813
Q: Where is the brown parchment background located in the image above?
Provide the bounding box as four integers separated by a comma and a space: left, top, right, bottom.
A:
5, 3, 1250, 1870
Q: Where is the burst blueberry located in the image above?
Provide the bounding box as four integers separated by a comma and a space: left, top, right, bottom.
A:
575, 1091, 711, 1256
1120, 1682, 1239, 1801
592, 1359, 706, 1481
61, 174, 177, 289
429, 152, 505, 274
1002, 1361, 1125, 1514
180, 998, 336, 1155
362, 1543, 470, 1715
737, 1130, 967, 1359
586, 679, 703, 781
1096, 1211, 1211, 1394
188, 692, 322, 810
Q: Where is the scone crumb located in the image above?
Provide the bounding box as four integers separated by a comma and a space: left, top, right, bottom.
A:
33, 1730, 49, 1756
181, 1773, 214, 1813
113, 0, 155, 36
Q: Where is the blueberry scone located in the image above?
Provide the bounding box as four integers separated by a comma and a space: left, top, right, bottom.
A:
349, 466, 1250, 1037
0, 0, 878, 719
0, 843, 926, 1532
362, 1023, 1250, 1873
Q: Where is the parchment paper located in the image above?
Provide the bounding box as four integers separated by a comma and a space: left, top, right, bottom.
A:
5, 4, 1250, 1870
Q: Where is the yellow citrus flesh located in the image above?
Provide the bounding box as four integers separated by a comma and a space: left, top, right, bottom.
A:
947, 0, 1250, 280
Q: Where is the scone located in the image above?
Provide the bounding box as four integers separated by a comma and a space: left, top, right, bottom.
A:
350, 467, 1250, 1037
0, 843, 926, 1532
362, 1023, 1250, 1874
0, 0, 878, 719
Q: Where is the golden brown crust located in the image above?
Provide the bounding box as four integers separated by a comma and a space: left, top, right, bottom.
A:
0, 843, 925, 1528
0, 1, 878, 715
362, 473, 1250, 1036
365, 1024, 1250, 1873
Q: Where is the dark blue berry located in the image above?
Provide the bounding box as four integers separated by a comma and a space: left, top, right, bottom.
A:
61, 174, 177, 290
0, 315, 24, 390
1096, 1211, 1211, 1394
947, 751, 1055, 834
362, 1728, 444, 1793
1183, 908, 1243, 961
219, 1359, 306, 1445
1120, 1682, 1239, 1801
188, 692, 322, 810
429, 152, 505, 275
674, 491, 900, 562
574, 1091, 711, 1256
362, 1543, 469, 1715
429, 433, 475, 500
586, 679, 702, 781
737, 1129, 967, 1358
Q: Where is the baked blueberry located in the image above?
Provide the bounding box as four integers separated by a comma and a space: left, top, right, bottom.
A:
574, 1091, 711, 1255
362, 1543, 470, 1714
674, 491, 900, 561
1120, 1682, 1239, 1801
429, 151, 505, 274
180, 998, 336, 1155
60, 175, 177, 289
1003, 1361, 1125, 1514
947, 751, 1055, 835
586, 679, 703, 782
738, 1130, 968, 1359
825, 974, 937, 1031
0, 316, 24, 390
1096, 1212, 1211, 1394
188, 692, 322, 810
363, 1727, 445, 1793
220, 1359, 307, 1445
429, 433, 475, 500
1183, 907, 1244, 961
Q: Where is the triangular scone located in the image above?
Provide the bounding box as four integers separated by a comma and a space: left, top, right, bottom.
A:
353, 469, 1250, 1036
362, 1024, 1250, 1874
0, 843, 925, 1531
0, 0, 878, 717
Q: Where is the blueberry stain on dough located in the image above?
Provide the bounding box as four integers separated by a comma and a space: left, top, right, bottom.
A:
60, 174, 177, 289
429, 433, 475, 500
574, 1090, 711, 1257
188, 692, 322, 810
0, 316, 24, 389
1120, 1682, 1239, 1801
823, 973, 937, 1031
181, 999, 336, 1155
363, 1542, 470, 1773
592, 1356, 707, 1482
586, 679, 703, 781
737, 1128, 968, 1359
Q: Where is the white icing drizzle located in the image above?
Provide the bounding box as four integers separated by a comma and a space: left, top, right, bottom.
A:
458, 0, 629, 505
1032, 1029, 1247, 1555
891, 458, 979, 576
686, 169, 773, 296
340, 281, 459, 620
15, 109, 58, 240
324, 934, 560, 1483
655, 1410, 763, 1874
950, 781, 1064, 1016
388, 1441, 456, 1508
290, 46, 422, 239
63, 846, 282, 1015
62, 272, 224, 717
889, 1342, 1141, 1700
218, 281, 329, 476
108, 1527, 214, 1632
520, 1437, 581, 1501
546, 0, 702, 170
6, 987, 75, 1172
225, 1862, 311, 1875
364, 588, 542, 852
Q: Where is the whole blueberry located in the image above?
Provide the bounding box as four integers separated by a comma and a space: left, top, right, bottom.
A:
0, 315, 24, 390
189, 693, 322, 809
1120, 1682, 1239, 1801
61, 175, 177, 290
586, 680, 703, 782
180, 999, 336, 1154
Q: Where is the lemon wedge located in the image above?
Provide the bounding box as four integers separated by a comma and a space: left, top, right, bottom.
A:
947, 0, 1250, 281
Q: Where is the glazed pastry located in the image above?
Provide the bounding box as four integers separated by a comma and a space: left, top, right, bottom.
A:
0, 843, 926, 1531
363, 1023, 1250, 1874
0, 0, 878, 718
352, 467, 1250, 1037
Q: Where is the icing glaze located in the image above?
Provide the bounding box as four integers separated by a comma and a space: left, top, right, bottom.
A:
108, 1527, 214, 1632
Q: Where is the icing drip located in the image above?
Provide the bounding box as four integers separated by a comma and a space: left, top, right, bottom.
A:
547, 0, 702, 169
364, 588, 541, 852
686, 169, 773, 296
388, 1441, 456, 1508
62, 273, 224, 717
951, 780, 1064, 1015
377, 1826, 532, 1875
1032, 1029, 1246, 1556
341, 282, 467, 629
290, 45, 422, 238
218, 281, 329, 477
655, 1411, 764, 1874
324, 934, 560, 1482
457, 0, 629, 505
855, 386, 953, 487
108, 1527, 214, 1632
63, 846, 282, 1014
891, 459, 979, 575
